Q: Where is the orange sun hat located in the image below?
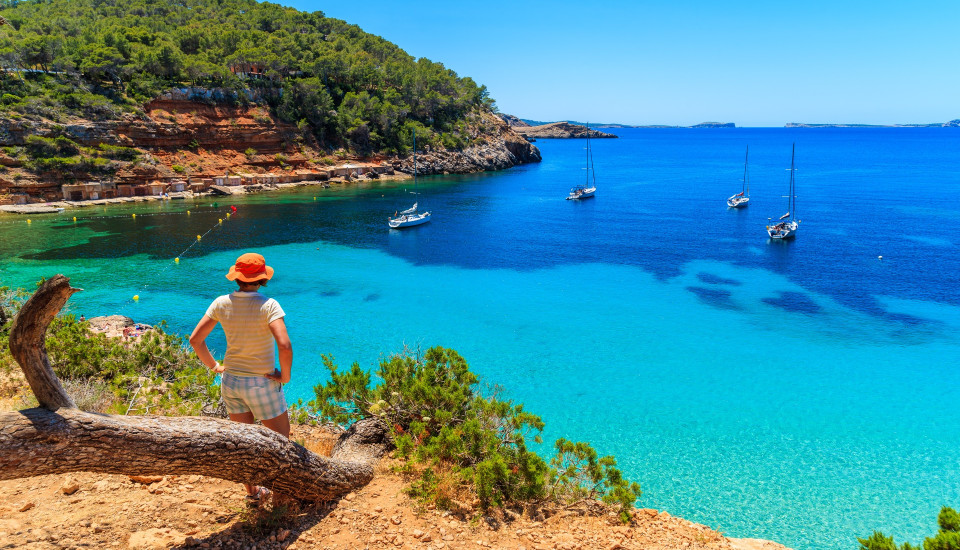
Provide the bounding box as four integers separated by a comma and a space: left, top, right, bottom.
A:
226, 252, 275, 282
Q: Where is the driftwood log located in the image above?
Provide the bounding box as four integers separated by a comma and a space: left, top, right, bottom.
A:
0, 275, 391, 501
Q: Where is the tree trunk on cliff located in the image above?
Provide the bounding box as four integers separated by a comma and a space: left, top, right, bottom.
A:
0, 275, 389, 501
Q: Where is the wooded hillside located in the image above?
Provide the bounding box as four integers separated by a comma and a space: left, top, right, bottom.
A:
0, 0, 494, 154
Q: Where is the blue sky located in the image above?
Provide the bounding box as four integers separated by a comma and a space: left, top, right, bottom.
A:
278, 0, 960, 127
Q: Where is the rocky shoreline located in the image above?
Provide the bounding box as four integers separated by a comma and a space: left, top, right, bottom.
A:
0, 104, 540, 205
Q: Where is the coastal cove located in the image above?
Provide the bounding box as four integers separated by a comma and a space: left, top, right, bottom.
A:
1, 127, 959, 549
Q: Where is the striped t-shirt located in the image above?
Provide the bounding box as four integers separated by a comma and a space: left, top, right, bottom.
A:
204, 291, 286, 377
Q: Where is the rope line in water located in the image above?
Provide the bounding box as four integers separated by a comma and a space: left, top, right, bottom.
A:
112, 210, 236, 316
0, 204, 228, 226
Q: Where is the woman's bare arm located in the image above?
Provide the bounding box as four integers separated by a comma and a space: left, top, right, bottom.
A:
265, 317, 292, 384
188, 315, 224, 373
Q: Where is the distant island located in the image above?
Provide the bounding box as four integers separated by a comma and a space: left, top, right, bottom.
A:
505, 117, 960, 130
499, 116, 739, 138
510, 117, 737, 129
786, 119, 960, 128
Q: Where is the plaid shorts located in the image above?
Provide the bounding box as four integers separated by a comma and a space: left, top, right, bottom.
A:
221, 373, 287, 421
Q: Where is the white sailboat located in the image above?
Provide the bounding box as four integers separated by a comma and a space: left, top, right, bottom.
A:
766, 144, 800, 239
566, 127, 597, 200
388, 130, 431, 229
726, 146, 750, 208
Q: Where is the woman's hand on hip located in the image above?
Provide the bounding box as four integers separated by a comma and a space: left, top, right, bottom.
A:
264, 369, 289, 384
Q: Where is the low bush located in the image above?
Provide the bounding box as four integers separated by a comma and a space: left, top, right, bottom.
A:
310, 346, 641, 521
860, 507, 960, 550
97, 143, 139, 161
0, 286, 221, 417
25, 135, 81, 158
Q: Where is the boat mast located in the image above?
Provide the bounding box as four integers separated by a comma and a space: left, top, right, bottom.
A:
788, 143, 796, 220
413, 129, 418, 212
589, 129, 596, 188
743, 146, 749, 195
585, 125, 592, 187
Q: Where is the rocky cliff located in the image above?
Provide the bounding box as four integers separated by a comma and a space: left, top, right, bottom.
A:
394, 111, 540, 175
0, 99, 540, 202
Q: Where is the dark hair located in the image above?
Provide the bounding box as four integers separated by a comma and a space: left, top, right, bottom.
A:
237, 278, 267, 288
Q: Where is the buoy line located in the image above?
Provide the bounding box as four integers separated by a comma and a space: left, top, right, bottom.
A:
113, 211, 236, 314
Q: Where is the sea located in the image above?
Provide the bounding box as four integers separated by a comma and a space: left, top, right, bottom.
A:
1, 127, 958, 549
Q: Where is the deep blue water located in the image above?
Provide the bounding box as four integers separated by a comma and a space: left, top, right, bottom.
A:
1, 128, 959, 549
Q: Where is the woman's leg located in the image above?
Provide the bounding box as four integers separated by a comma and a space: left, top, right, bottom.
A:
261, 410, 290, 438
228, 412, 257, 495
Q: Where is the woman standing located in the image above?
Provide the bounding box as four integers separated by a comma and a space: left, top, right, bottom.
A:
189, 252, 293, 501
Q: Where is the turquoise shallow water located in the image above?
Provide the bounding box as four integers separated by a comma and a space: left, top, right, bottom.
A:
1, 128, 959, 549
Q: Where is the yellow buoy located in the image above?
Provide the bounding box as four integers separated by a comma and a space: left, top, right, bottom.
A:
226, 213, 231, 218
27, 219, 32, 224
174, 257, 180, 264
72, 217, 77, 222
133, 295, 139, 302
313, 196, 316, 200
132, 213, 136, 219
197, 234, 202, 241
218, 218, 222, 224
187, 210, 191, 215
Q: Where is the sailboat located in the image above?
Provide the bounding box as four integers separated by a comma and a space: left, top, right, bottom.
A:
566, 127, 597, 200
388, 130, 431, 229
726, 146, 750, 208
766, 143, 800, 239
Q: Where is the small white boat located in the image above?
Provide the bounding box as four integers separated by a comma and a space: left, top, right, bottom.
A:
727, 146, 750, 208
766, 144, 800, 239
389, 131, 432, 229
566, 184, 596, 200
388, 211, 431, 228
566, 125, 598, 200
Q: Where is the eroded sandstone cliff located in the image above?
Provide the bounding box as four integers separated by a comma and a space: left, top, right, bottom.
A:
0, 100, 540, 202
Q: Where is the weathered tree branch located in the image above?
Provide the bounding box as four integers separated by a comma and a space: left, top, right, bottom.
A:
1, 274, 389, 501
9, 275, 78, 410
0, 409, 378, 500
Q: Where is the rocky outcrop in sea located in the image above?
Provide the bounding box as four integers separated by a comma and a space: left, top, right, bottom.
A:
501, 118, 617, 139
394, 112, 541, 175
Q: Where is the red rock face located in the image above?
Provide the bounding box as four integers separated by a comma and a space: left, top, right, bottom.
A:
0, 101, 540, 203
116, 100, 299, 154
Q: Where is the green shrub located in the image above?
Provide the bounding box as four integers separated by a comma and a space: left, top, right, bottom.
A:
0, 284, 221, 417
860, 507, 960, 550
311, 346, 641, 520
41, 316, 221, 416
24, 135, 80, 158
171, 164, 186, 174
245, 147, 257, 158
97, 143, 139, 161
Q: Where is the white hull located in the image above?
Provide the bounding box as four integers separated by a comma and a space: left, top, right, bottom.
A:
767, 220, 799, 239
566, 186, 597, 200
388, 211, 431, 228
727, 195, 749, 208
